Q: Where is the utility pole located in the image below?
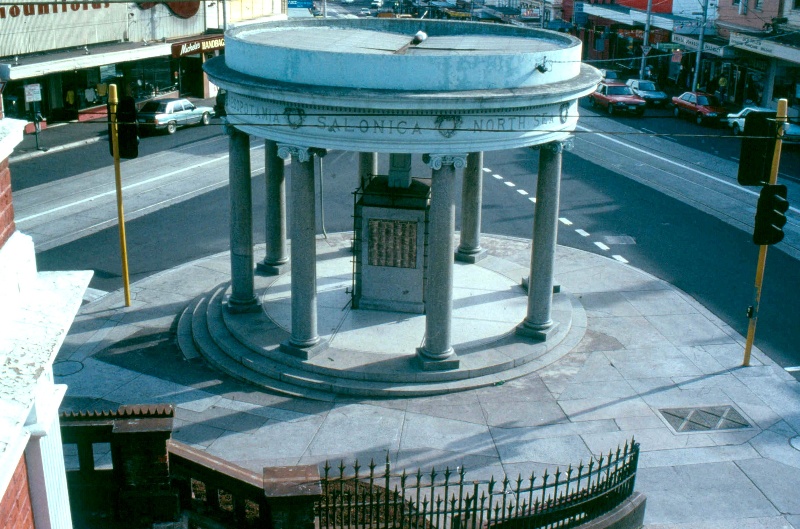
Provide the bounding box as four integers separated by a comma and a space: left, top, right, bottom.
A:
639, 0, 653, 79
692, 0, 709, 91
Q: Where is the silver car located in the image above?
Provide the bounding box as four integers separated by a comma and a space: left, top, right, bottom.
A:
137, 98, 214, 135
625, 79, 668, 106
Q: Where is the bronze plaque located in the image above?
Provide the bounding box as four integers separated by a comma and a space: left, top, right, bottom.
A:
368, 219, 417, 268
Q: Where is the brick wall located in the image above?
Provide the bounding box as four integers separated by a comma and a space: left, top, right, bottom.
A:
0, 157, 15, 249
0, 455, 35, 529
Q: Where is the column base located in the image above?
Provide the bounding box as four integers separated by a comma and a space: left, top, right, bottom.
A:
521, 276, 561, 294
280, 339, 328, 360
256, 259, 289, 276
455, 247, 487, 264
516, 319, 560, 341
416, 347, 460, 371
225, 295, 261, 314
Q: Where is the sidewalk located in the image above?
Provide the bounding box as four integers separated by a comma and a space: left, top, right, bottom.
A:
54, 234, 800, 528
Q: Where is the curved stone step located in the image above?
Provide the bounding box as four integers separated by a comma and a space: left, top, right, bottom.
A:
221, 284, 576, 384
179, 285, 587, 399
188, 286, 336, 401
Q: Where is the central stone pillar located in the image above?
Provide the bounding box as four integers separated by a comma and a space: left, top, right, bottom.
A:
227, 126, 259, 313
417, 153, 467, 371
277, 144, 327, 359
258, 140, 289, 275
517, 140, 568, 340
456, 151, 486, 263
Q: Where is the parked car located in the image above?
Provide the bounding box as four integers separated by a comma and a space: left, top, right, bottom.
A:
625, 79, 668, 106
784, 120, 800, 145
137, 98, 214, 135
370, 0, 383, 7
725, 106, 773, 136
671, 91, 726, 126
359, 7, 371, 15
599, 69, 622, 81
588, 82, 646, 116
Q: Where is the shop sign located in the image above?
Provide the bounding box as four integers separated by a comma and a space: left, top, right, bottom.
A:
171, 36, 225, 58
730, 33, 800, 63
672, 34, 734, 58
288, 0, 314, 7
24, 83, 41, 102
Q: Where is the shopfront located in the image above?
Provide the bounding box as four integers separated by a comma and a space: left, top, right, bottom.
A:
171, 35, 226, 99
1, 0, 206, 122
730, 32, 800, 115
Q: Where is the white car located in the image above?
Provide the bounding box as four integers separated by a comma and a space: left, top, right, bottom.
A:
726, 106, 800, 145
359, 7, 371, 15
726, 106, 774, 136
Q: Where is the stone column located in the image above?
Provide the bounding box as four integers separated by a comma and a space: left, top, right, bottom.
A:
517, 140, 568, 340
258, 140, 289, 275
227, 126, 259, 313
417, 153, 467, 371
358, 152, 378, 190
277, 144, 327, 359
456, 151, 487, 263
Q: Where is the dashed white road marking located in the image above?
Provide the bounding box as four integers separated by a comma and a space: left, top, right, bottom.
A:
641, 128, 657, 135
504, 181, 516, 187
517, 189, 528, 195
594, 241, 610, 251
482, 168, 492, 173
529, 197, 536, 203
785, 366, 800, 372
492, 174, 503, 179
559, 218, 573, 226
612, 255, 629, 263
575, 229, 590, 237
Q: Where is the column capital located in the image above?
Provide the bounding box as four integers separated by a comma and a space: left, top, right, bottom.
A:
277, 144, 312, 162
422, 153, 468, 170
532, 138, 574, 153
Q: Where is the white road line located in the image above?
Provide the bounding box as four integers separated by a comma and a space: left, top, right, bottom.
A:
517, 189, 529, 195
493, 174, 503, 179
785, 366, 800, 372
16, 144, 265, 223
529, 197, 536, 203
559, 218, 573, 226
504, 181, 516, 187
612, 255, 629, 263
594, 241, 610, 251
575, 229, 590, 237
482, 168, 492, 173
577, 123, 761, 199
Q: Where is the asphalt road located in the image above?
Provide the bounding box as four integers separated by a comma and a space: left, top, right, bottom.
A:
10, 104, 800, 374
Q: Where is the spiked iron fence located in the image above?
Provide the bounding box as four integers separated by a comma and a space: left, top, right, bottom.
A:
318, 439, 639, 529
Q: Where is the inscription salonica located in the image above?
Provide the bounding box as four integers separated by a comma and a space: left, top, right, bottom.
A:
227, 94, 568, 137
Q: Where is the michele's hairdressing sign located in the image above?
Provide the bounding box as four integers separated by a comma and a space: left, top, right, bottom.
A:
0, 0, 202, 58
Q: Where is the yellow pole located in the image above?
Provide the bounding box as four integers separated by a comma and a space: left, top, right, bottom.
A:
743, 98, 787, 366
108, 84, 132, 307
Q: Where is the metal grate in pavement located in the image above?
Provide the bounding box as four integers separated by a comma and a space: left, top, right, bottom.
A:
659, 406, 751, 433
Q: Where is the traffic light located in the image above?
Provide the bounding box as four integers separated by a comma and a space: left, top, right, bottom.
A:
753, 184, 789, 246
107, 96, 139, 159
737, 110, 777, 186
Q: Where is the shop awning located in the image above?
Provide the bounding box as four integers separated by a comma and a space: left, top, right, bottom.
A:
0, 41, 173, 81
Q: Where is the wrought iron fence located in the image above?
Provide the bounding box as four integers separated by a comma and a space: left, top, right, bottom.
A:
318, 438, 639, 529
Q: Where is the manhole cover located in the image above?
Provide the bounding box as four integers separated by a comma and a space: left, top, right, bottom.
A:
660, 406, 751, 433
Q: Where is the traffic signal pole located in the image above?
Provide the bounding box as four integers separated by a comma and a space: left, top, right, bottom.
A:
743, 98, 787, 366
108, 84, 132, 307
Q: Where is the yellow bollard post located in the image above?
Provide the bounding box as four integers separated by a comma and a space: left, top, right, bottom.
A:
108, 84, 131, 307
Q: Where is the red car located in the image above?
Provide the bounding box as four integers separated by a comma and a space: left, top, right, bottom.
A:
588, 82, 646, 116
671, 91, 727, 126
